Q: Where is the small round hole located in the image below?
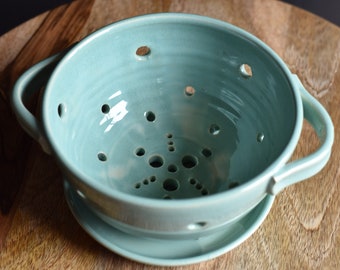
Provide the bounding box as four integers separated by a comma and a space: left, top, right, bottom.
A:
209, 124, 220, 135
189, 178, 197, 185
168, 141, 174, 145
187, 222, 207, 230
182, 155, 198, 169
168, 164, 178, 173
135, 183, 141, 189
149, 155, 164, 168
185, 86, 195, 96
145, 111, 156, 122
201, 148, 212, 158
135, 147, 145, 156
163, 178, 179, 191
101, 104, 110, 114
150, 176, 156, 182
240, 64, 253, 78
163, 195, 172, 200
166, 133, 173, 138
257, 132, 264, 143
136, 46, 150, 56
229, 181, 239, 189
143, 179, 149, 185
168, 146, 175, 152
195, 183, 203, 190
201, 189, 209, 196
57, 103, 66, 118
97, 152, 107, 162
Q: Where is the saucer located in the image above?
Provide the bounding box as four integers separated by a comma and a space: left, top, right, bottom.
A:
64, 181, 274, 266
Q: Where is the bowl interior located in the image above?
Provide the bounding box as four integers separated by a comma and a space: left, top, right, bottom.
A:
43, 16, 296, 199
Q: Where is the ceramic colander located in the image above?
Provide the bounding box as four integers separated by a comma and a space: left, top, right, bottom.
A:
12, 13, 333, 252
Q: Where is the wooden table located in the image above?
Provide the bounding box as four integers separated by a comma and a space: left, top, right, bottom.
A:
0, 0, 339, 269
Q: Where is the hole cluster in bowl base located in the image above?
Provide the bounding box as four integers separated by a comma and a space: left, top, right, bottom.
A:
55, 44, 273, 201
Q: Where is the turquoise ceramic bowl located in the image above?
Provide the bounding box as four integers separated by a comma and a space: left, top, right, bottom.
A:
12, 14, 333, 241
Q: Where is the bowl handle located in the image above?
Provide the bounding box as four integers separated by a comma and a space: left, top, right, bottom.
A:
11, 48, 71, 154
268, 75, 334, 195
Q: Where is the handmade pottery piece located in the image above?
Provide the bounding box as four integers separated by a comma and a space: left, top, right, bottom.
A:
11, 13, 333, 265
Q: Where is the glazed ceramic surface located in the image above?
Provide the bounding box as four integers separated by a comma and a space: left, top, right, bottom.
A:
64, 181, 275, 266
12, 14, 333, 239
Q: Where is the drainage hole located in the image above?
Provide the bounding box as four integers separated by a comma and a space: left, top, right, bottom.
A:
101, 104, 110, 114
150, 176, 156, 182
209, 124, 220, 135
201, 148, 212, 158
195, 183, 203, 190
229, 181, 240, 189
145, 111, 156, 122
166, 133, 173, 139
189, 178, 197, 185
149, 155, 164, 168
187, 222, 207, 230
135, 183, 141, 189
168, 146, 175, 152
143, 179, 149, 185
97, 152, 107, 162
57, 103, 66, 118
135, 147, 146, 156
182, 155, 198, 169
168, 141, 174, 145
163, 178, 179, 191
240, 63, 253, 78
185, 86, 195, 96
136, 46, 151, 56
168, 164, 178, 173
201, 189, 209, 196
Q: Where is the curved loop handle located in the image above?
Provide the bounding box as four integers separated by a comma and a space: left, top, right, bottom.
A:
11, 50, 70, 154
268, 75, 334, 195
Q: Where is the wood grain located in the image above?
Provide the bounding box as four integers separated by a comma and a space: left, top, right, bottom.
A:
0, 0, 339, 269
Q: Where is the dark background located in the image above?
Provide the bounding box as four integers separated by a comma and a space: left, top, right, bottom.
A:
0, 0, 339, 36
